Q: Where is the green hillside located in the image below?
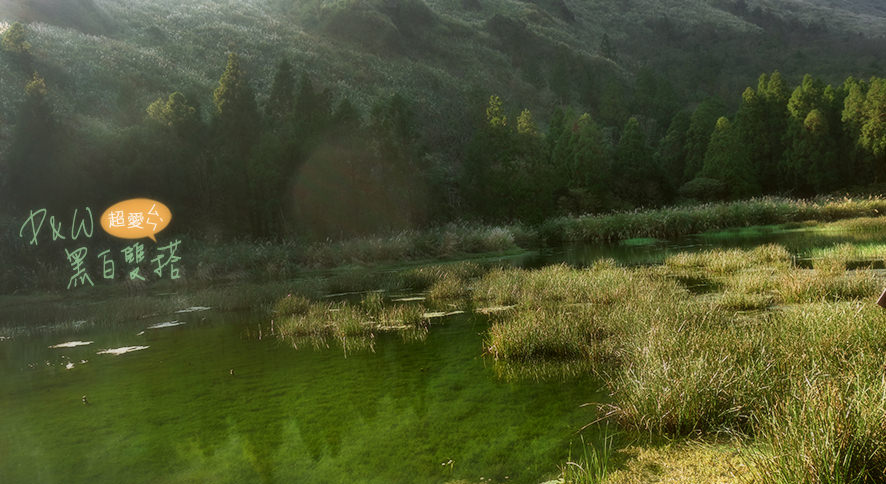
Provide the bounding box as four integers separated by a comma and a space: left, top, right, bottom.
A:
0, 0, 882, 130
0, 0, 883, 238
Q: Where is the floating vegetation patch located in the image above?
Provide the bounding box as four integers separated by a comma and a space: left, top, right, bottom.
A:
275, 292, 430, 353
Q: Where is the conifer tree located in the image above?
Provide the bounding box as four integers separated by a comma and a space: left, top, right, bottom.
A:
683, 98, 727, 182
615, 117, 664, 206
7, 73, 58, 208
599, 33, 617, 61
702, 117, 759, 198
213, 52, 259, 145
782, 75, 842, 192
265, 59, 295, 125
211, 53, 260, 230
656, 111, 690, 193
859, 78, 886, 158
516, 109, 537, 136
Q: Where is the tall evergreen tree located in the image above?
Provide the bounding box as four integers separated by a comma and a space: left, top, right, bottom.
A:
570, 113, 612, 212
599, 33, 617, 61
656, 111, 690, 194
463, 95, 519, 220
787, 74, 830, 121
683, 97, 727, 182
782, 74, 842, 192
615, 117, 665, 206
859, 78, 886, 159
213, 52, 260, 149
701, 117, 759, 198
211, 53, 260, 231
841, 77, 872, 184
292, 73, 332, 158
265, 59, 295, 125
758, 71, 791, 191
6, 73, 59, 209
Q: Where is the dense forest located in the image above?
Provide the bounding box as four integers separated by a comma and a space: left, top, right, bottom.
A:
0, 0, 885, 241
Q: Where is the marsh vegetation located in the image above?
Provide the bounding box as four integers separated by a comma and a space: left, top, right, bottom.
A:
259, 217, 886, 483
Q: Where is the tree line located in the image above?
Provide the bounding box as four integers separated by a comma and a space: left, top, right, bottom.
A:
465, 72, 886, 222
2, 19, 885, 239
3, 49, 440, 239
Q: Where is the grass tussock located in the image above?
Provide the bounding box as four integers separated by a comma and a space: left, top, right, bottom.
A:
475, 260, 686, 309
274, 292, 430, 352
607, 301, 886, 437
485, 305, 615, 362
402, 261, 486, 301
561, 433, 616, 484
272, 293, 312, 316
750, 375, 886, 484
477, 242, 886, 481
664, 243, 792, 276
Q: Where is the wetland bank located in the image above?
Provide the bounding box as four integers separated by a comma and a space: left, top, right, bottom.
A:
5, 204, 886, 483
3, 0, 886, 480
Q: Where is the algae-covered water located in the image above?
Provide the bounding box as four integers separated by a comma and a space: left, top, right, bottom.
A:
550, 220, 886, 267
0, 309, 601, 484
5, 218, 883, 483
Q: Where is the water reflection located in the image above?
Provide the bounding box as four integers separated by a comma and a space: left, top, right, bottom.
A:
1, 312, 599, 484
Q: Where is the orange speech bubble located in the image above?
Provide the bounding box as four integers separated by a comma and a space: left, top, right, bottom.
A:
100, 199, 171, 242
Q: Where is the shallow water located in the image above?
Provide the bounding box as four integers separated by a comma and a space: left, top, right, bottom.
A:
4, 218, 884, 483
541, 221, 886, 267
0, 310, 602, 484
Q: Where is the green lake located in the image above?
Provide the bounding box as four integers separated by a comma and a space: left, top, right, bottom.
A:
0, 309, 602, 484
3, 218, 885, 483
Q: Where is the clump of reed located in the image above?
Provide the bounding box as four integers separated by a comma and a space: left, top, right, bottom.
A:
605, 304, 780, 435
272, 293, 312, 316
427, 273, 472, 301
274, 292, 430, 352
606, 302, 886, 444
664, 243, 792, 276
401, 261, 487, 296
300, 223, 525, 268
539, 196, 886, 245
774, 270, 880, 304
750, 374, 886, 484
714, 291, 777, 311
485, 305, 615, 363
560, 432, 615, 484
477, 241, 886, 484
474, 260, 685, 309
481, 260, 690, 380
812, 242, 858, 273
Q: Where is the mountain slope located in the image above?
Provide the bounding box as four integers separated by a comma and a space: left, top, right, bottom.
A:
0, 0, 883, 155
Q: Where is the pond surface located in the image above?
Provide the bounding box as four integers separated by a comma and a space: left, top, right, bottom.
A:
0, 309, 601, 484
539, 221, 886, 267
3, 218, 884, 483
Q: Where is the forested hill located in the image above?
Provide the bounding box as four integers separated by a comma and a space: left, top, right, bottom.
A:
1, 0, 883, 121
0, 0, 884, 238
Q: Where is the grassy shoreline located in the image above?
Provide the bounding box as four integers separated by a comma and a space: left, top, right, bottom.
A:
256, 234, 886, 482
6, 203, 886, 482
6, 196, 886, 293
188, 196, 886, 277
470, 246, 886, 483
